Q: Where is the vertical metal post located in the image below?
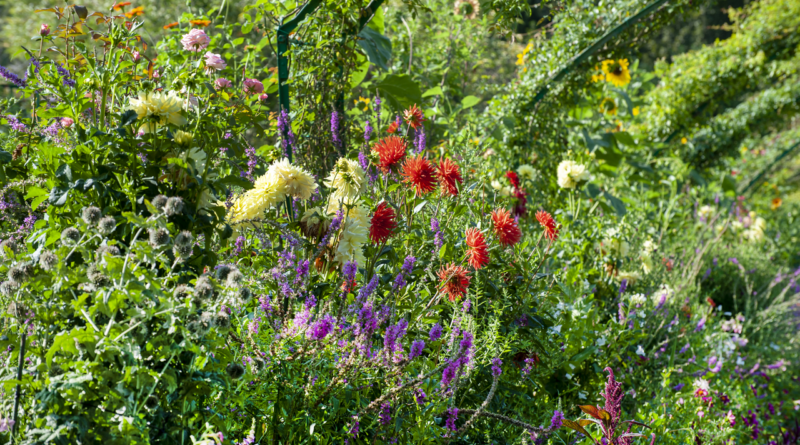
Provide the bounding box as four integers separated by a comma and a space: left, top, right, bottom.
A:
11, 333, 26, 444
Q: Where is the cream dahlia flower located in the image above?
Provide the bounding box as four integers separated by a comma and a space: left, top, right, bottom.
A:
517, 164, 536, 180
324, 158, 366, 203
267, 158, 317, 200
227, 173, 287, 225
556, 160, 590, 189
127, 91, 187, 132
334, 218, 368, 267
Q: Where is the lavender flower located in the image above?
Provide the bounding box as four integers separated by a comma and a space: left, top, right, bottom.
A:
356, 274, 379, 305
414, 388, 427, 405
695, 316, 706, 332
379, 402, 391, 425
491, 357, 502, 377
364, 120, 373, 142
319, 209, 344, 250
550, 410, 564, 430
619, 278, 628, 295
310, 315, 334, 340
331, 110, 342, 150
55, 62, 75, 87
409, 340, 425, 360
673, 383, 685, 391
429, 323, 442, 341
0, 65, 26, 88
445, 407, 459, 431
415, 127, 426, 153
6, 115, 27, 132
242, 146, 258, 181
277, 110, 297, 158
374, 95, 381, 118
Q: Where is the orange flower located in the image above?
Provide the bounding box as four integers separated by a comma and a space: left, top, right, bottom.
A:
465, 228, 489, 269
387, 120, 399, 134
372, 136, 407, 172
535, 210, 558, 242
403, 104, 425, 130
163, 22, 179, 29
491, 208, 521, 247
437, 158, 463, 196
124, 6, 144, 17
190, 19, 212, 27
112, 1, 132, 10
401, 155, 437, 195
771, 197, 782, 210
369, 202, 397, 244
438, 263, 471, 301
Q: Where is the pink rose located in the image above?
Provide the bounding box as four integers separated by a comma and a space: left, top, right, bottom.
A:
204, 52, 226, 70
40, 24, 50, 37
180, 29, 210, 52
215, 78, 232, 90
60, 117, 74, 128
259, 94, 269, 101
132, 50, 141, 62
243, 78, 263, 95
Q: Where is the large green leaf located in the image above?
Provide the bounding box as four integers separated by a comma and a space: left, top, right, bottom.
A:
373, 74, 423, 111
603, 191, 627, 216
357, 27, 392, 71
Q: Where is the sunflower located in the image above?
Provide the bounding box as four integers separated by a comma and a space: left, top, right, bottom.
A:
600, 59, 631, 87
599, 97, 617, 115
454, 0, 480, 19
354, 96, 371, 111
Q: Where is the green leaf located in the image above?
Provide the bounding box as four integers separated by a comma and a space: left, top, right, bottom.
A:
119, 109, 138, 126
365, 4, 384, 34
422, 86, 443, 98
218, 175, 254, 190
374, 74, 422, 111
48, 186, 69, 206
0, 150, 11, 163
357, 27, 392, 71
603, 191, 626, 216
561, 419, 596, 443
413, 201, 427, 214
722, 174, 736, 193
350, 53, 370, 89
461, 95, 481, 109
55, 163, 72, 183
613, 131, 636, 147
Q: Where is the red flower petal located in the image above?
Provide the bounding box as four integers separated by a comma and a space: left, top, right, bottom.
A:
372, 136, 407, 172
437, 158, 463, 196
369, 202, 397, 244
438, 263, 471, 301
401, 155, 437, 195
491, 208, 522, 247
465, 228, 489, 269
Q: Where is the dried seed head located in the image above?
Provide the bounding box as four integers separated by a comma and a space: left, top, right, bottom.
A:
173, 284, 191, 300
214, 265, 232, 281
149, 228, 171, 247
226, 362, 245, 380
0, 239, 18, 260
87, 264, 110, 287
7, 301, 26, 316
174, 230, 194, 247
152, 195, 168, 212
98, 216, 116, 235
173, 244, 193, 259
194, 276, 215, 299
39, 250, 58, 271
81, 206, 102, 225
61, 227, 81, 245
8, 266, 27, 284
165, 197, 184, 216
96, 245, 120, 258
226, 270, 244, 288
214, 311, 231, 330
238, 287, 253, 302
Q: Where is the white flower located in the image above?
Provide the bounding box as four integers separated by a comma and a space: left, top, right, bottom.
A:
596, 337, 607, 346
642, 239, 657, 255
556, 160, 590, 189
698, 205, 714, 220
742, 216, 766, 242
227, 173, 287, 226
324, 158, 366, 205
693, 378, 710, 392
334, 218, 368, 267
517, 164, 536, 180
629, 293, 646, 306
635, 345, 645, 356
617, 270, 641, 285
490, 179, 503, 190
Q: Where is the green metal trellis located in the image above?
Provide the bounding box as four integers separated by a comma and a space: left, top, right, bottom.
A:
276, 0, 384, 163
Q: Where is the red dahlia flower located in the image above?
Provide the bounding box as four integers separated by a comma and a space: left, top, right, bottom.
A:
402, 156, 437, 195
437, 158, 463, 196
369, 202, 397, 243
506, 171, 520, 189
438, 263, 471, 301
491, 208, 522, 247
535, 210, 558, 241
465, 228, 490, 269
372, 136, 407, 172
403, 104, 425, 130
387, 120, 399, 134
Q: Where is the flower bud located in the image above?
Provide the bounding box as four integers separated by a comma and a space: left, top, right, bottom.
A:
237, 287, 253, 302
40, 24, 50, 36
98, 216, 116, 235
173, 244, 192, 259
96, 245, 120, 258
152, 195, 168, 212
148, 227, 171, 247
81, 206, 102, 225
60, 117, 74, 128
165, 197, 184, 216
174, 231, 193, 247
61, 227, 81, 245
39, 250, 58, 271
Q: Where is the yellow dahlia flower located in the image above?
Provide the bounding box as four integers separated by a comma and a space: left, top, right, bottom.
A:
334, 218, 368, 267
174, 130, 194, 146
267, 158, 318, 200
227, 173, 287, 225
517, 164, 536, 180
600, 59, 631, 87
127, 91, 188, 132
